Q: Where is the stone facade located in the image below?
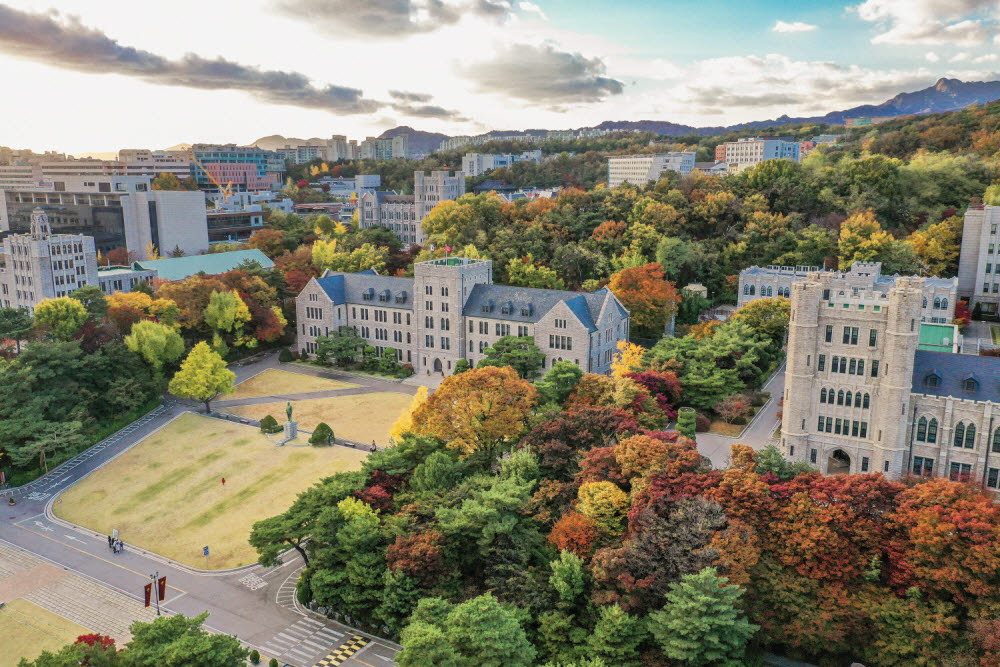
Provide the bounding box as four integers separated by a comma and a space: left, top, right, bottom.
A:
781, 269, 1000, 489
957, 204, 1000, 315
295, 257, 630, 376
359, 170, 464, 247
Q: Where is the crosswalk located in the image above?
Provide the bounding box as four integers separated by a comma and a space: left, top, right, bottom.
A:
261, 616, 346, 667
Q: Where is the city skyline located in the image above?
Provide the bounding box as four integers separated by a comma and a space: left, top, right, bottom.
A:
0, 0, 999, 154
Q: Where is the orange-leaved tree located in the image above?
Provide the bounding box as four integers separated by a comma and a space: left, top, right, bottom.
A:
607, 262, 680, 338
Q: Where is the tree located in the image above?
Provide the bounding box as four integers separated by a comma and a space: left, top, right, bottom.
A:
716, 394, 752, 423
506, 254, 566, 289
906, 215, 962, 277
167, 342, 235, 413
410, 366, 538, 459
69, 285, 109, 321
647, 567, 758, 664
549, 512, 601, 558
586, 604, 647, 667
676, 408, 696, 439
203, 290, 251, 345
729, 297, 790, 348
247, 229, 287, 258
477, 336, 545, 379
535, 360, 584, 405
576, 481, 629, 536
151, 173, 193, 191
838, 210, 896, 270
122, 612, 248, 666
608, 263, 680, 337
310, 422, 334, 445
124, 320, 184, 373
389, 386, 429, 443
315, 326, 365, 366
34, 297, 88, 340
9, 420, 87, 472
0, 307, 33, 353
610, 340, 645, 379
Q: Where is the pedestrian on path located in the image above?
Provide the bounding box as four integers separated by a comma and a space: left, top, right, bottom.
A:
107, 535, 113, 550
112, 541, 118, 554
221, 477, 226, 486
116, 540, 124, 554
370, 440, 377, 453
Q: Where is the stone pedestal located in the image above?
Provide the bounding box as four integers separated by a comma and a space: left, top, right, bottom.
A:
284, 421, 298, 439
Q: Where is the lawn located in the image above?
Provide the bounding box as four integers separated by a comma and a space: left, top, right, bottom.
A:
228, 392, 413, 447
708, 421, 745, 437
991, 325, 1000, 345
226, 369, 357, 400
54, 412, 367, 569
0, 598, 90, 667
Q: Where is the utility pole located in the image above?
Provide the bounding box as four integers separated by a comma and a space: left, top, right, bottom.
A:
149, 571, 160, 616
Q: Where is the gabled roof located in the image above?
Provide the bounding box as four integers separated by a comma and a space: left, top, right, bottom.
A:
911, 350, 1000, 402
315, 270, 414, 308
134, 249, 273, 281
461, 285, 622, 331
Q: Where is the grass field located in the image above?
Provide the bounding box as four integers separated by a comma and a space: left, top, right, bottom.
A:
54, 412, 366, 569
226, 369, 357, 400
992, 325, 1000, 345
228, 392, 413, 447
0, 598, 90, 667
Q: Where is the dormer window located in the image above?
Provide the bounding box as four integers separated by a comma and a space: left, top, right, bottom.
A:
362, 287, 374, 301
520, 304, 533, 317
963, 375, 979, 392
924, 372, 941, 388
501, 301, 512, 315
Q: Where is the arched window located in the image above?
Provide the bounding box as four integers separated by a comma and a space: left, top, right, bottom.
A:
743, 284, 749, 295
832, 356, 839, 372
965, 423, 976, 448
863, 393, 870, 409
927, 418, 938, 443
837, 390, 845, 405
917, 417, 927, 441
749, 285, 755, 295
933, 296, 941, 309
954, 422, 965, 448
941, 298, 948, 311
845, 391, 852, 407
922, 297, 927, 308
820, 388, 827, 403
855, 391, 862, 406
766, 286, 773, 296
993, 427, 1000, 453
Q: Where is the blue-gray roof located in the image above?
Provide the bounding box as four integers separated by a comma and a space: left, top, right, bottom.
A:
134, 249, 273, 281
462, 284, 623, 331
315, 271, 414, 308
911, 350, 1000, 402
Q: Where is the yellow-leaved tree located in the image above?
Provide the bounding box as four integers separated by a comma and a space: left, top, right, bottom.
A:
168, 341, 235, 413
389, 386, 428, 444
33, 297, 88, 341
610, 340, 645, 378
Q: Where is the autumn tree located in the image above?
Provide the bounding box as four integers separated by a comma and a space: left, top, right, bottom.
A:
548, 511, 601, 558
34, 297, 88, 340
410, 366, 538, 459
167, 342, 235, 413
506, 254, 566, 289
576, 481, 629, 537
477, 335, 545, 379
906, 215, 963, 277
389, 386, 429, 443
610, 340, 645, 379
124, 320, 185, 373
607, 263, 680, 338
247, 229, 287, 258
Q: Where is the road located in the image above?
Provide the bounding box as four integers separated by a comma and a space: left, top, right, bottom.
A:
1, 353, 404, 667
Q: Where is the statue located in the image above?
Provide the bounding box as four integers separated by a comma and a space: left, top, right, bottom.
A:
286, 401, 293, 422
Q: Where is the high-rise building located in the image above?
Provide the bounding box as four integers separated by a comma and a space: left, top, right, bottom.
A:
358, 170, 464, 246
606, 153, 696, 187
190, 144, 284, 192
957, 204, 1000, 316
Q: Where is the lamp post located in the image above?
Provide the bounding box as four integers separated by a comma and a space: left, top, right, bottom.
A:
149, 571, 160, 616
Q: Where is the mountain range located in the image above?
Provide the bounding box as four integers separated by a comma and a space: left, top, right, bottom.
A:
236, 77, 1000, 156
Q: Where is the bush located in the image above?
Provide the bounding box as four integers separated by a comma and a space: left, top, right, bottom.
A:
453, 359, 470, 374
695, 412, 711, 432
749, 391, 770, 407
270, 659, 279, 667
298, 350, 309, 361
310, 422, 334, 445
249, 649, 260, 665
259, 415, 282, 434
296, 568, 312, 606
401, 363, 415, 377
731, 415, 748, 425
278, 347, 293, 363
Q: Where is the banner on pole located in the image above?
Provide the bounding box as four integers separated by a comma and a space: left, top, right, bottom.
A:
203, 546, 209, 557
144, 583, 152, 608
157, 576, 166, 602
113, 528, 119, 540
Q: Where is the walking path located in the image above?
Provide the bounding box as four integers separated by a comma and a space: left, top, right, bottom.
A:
0, 352, 401, 667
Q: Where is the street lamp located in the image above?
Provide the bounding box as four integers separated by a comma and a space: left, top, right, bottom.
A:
149, 571, 160, 616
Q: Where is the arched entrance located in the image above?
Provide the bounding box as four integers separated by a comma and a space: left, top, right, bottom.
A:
827, 449, 851, 475
433, 358, 443, 373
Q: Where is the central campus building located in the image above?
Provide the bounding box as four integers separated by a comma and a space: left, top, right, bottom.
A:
295, 257, 630, 377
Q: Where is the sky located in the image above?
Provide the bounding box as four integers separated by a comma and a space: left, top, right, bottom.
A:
0, 0, 999, 155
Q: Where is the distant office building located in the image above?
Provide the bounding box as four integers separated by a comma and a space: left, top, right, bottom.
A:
958, 204, 1000, 316
0, 154, 192, 191
190, 144, 284, 193
461, 151, 543, 177
360, 135, 409, 160
0, 209, 154, 310
275, 144, 328, 165
811, 134, 843, 144
0, 176, 208, 259
724, 137, 800, 173
359, 170, 464, 246
714, 145, 726, 163
606, 153, 696, 187
693, 161, 728, 176
315, 175, 381, 198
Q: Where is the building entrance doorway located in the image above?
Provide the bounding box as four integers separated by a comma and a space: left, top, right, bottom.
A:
433, 358, 443, 373
828, 449, 851, 475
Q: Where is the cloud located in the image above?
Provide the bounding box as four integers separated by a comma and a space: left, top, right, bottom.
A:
925, 52, 940, 62
772, 20, 818, 33
0, 4, 381, 114
852, 0, 997, 45
686, 87, 804, 107
458, 43, 624, 107
518, 1, 548, 20
389, 90, 434, 103
274, 0, 512, 36
390, 102, 469, 120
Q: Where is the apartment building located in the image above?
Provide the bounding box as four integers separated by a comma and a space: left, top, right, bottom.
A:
296, 257, 629, 376
723, 137, 800, 173
358, 170, 464, 247
360, 135, 409, 160
0, 209, 155, 311
0, 154, 192, 191
781, 269, 1000, 487
461, 151, 543, 177
606, 153, 696, 187
957, 204, 1000, 316
190, 144, 284, 192
738, 262, 958, 323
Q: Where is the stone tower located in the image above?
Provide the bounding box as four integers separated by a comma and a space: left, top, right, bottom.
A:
30, 207, 51, 240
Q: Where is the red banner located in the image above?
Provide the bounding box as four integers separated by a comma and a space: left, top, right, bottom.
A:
144, 583, 152, 608
157, 576, 166, 602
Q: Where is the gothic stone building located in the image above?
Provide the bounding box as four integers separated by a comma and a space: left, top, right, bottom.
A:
781, 270, 1000, 490
296, 257, 630, 376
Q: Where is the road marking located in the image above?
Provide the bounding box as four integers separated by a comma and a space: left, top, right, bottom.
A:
64, 534, 86, 543
33, 521, 53, 532
301, 639, 326, 649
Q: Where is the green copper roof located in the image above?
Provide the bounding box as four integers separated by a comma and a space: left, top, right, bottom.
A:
134, 249, 273, 281
918, 323, 957, 353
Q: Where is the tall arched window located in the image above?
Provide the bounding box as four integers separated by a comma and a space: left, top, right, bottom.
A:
934, 296, 941, 309
927, 418, 938, 443
965, 423, 976, 448
749, 285, 755, 295
820, 388, 827, 403
993, 427, 1000, 453
954, 422, 966, 448
941, 298, 948, 311
743, 284, 750, 295
766, 286, 773, 296
922, 297, 927, 308
837, 390, 845, 405
917, 417, 927, 441
855, 391, 862, 406
863, 393, 870, 409
845, 391, 853, 407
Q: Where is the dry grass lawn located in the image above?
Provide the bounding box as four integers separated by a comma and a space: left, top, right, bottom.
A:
54, 412, 366, 569
708, 421, 744, 437
226, 369, 357, 400
228, 392, 413, 447
0, 598, 91, 667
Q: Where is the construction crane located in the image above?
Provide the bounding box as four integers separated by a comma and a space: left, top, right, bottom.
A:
186, 150, 234, 203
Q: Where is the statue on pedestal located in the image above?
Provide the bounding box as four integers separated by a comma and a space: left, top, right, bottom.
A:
286, 402, 293, 422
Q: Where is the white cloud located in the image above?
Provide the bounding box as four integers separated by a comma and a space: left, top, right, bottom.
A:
852, 0, 998, 45
925, 51, 940, 62
772, 20, 818, 33
518, 1, 547, 20
950, 52, 970, 62
972, 53, 1000, 63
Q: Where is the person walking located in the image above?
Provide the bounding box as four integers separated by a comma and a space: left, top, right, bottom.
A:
107, 535, 113, 550
221, 477, 226, 486
116, 540, 124, 554
370, 440, 377, 453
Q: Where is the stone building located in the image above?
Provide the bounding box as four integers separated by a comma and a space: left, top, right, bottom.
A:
780, 269, 1000, 489
738, 262, 958, 323
957, 203, 1000, 316
358, 170, 464, 247
295, 257, 629, 376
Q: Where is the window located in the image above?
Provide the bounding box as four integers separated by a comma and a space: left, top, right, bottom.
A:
949, 462, 972, 482
927, 418, 938, 443
818, 416, 825, 431
424, 316, 434, 328
913, 456, 933, 477
871, 360, 879, 377
860, 422, 868, 438
441, 286, 448, 297
857, 359, 864, 375
440, 318, 450, 330
831, 356, 839, 373
993, 427, 1000, 453
839, 357, 847, 373
856, 391, 863, 407
849, 359, 857, 375
837, 390, 844, 405
425, 285, 432, 295
965, 423, 976, 448
861, 457, 869, 472
425, 301, 433, 311
852, 421, 859, 437
820, 388, 827, 403
933, 296, 941, 309
845, 391, 853, 407
469, 320, 474, 333
818, 354, 825, 372
964, 378, 978, 392
424, 335, 434, 348
835, 418, 842, 435
842, 326, 851, 344
916, 417, 927, 441
810, 449, 817, 464
925, 374, 939, 388
869, 329, 877, 347
825, 325, 833, 343
954, 422, 966, 448
441, 337, 450, 350
988, 468, 1000, 490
